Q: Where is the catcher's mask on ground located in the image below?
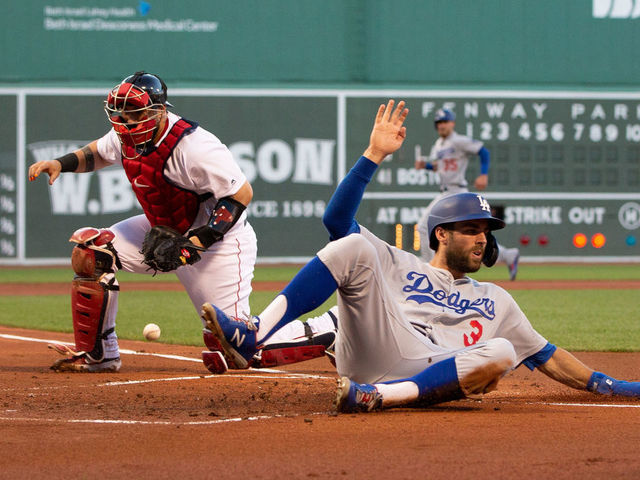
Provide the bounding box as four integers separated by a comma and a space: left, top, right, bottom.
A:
104, 71, 171, 159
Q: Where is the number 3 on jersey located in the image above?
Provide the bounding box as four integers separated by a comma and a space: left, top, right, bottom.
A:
463, 319, 483, 347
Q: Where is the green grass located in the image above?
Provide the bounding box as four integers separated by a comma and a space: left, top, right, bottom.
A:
0, 289, 336, 347
0, 265, 300, 284
512, 289, 640, 351
1, 264, 638, 350
2, 263, 640, 284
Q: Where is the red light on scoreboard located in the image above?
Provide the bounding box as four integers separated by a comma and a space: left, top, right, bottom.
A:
591, 233, 606, 249
573, 233, 587, 248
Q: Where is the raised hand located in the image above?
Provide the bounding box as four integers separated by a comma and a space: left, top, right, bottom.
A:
363, 100, 409, 164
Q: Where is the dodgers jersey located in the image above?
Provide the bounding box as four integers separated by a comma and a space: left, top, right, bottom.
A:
358, 225, 547, 365
429, 131, 483, 189
97, 111, 248, 233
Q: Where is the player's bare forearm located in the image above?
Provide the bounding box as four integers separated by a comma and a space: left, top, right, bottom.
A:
363, 100, 408, 164
230, 180, 253, 207
537, 347, 594, 390
76, 141, 107, 172
28, 140, 108, 184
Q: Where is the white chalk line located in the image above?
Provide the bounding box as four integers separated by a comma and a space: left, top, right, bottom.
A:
534, 401, 640, 409
0, 332, 333, 393
0, 332, 324, 374
0, 413, 318, 426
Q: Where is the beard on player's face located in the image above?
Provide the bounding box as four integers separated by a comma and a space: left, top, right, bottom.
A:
444, 232, 485, 274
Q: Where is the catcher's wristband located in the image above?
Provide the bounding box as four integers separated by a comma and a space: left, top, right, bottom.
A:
189, 196, 246, 248
55, 152, 80, 172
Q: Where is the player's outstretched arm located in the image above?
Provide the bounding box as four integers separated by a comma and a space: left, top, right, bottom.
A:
536, 347, 593, 390
538, 347, 640, 397
363, 100, 408, 164
323, 100, 408, 239
28, 141, 107, 185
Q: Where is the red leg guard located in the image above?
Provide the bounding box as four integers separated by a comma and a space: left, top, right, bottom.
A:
71, 278, 110, 359
69, 238, 119, 364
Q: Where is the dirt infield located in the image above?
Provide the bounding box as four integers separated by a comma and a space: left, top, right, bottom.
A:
1, 326, 640, 479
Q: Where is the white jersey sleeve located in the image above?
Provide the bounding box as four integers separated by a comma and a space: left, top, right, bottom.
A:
96, 129, 123, 164
166, 126, 245, 199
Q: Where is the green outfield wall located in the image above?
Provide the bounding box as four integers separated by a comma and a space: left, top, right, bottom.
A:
1, 89, 639, 264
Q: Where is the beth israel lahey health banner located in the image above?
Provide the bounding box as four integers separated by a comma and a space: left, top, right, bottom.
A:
2, 90, 640, 264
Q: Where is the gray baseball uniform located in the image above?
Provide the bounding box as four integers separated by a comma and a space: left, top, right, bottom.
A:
317, 226, 545, 384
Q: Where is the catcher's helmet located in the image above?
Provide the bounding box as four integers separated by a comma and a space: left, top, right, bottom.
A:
104, 71, 171, 159
427, 192, 505, 266
121, 71, 173, 107
434, 108, 456, 126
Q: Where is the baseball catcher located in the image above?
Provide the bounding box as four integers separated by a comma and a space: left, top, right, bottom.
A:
28, 71, 258, 372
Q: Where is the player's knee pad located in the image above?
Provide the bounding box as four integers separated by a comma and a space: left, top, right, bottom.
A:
70, 227, 121, 276
69, 227, 121, 363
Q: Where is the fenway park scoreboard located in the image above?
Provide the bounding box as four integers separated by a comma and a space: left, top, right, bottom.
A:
2, 90, 640, 263
348, 95, 640, 260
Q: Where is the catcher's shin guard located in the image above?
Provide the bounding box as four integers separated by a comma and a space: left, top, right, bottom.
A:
50, 228, 121, 372
70, 273, 119, 363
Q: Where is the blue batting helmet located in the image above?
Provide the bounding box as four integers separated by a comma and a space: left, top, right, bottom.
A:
427, 193, 505, 265
434, 108, 456, 126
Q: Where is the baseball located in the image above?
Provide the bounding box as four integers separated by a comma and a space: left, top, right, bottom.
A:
143, 323, 161, 341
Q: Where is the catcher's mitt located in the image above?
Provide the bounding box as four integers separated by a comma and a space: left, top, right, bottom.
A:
141, 225, 206, 273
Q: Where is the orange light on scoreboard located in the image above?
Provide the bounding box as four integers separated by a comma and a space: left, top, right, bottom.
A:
413, 224, 420, 251
591, 233, 606, 249
572, 233, 587, 248
395, 224, 403, 249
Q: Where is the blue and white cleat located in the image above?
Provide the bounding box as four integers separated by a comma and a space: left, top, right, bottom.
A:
201, 303, 259, 370
335, 376, 383, 413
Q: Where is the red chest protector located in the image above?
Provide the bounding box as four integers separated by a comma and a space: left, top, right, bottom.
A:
121, 118, 210, 234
